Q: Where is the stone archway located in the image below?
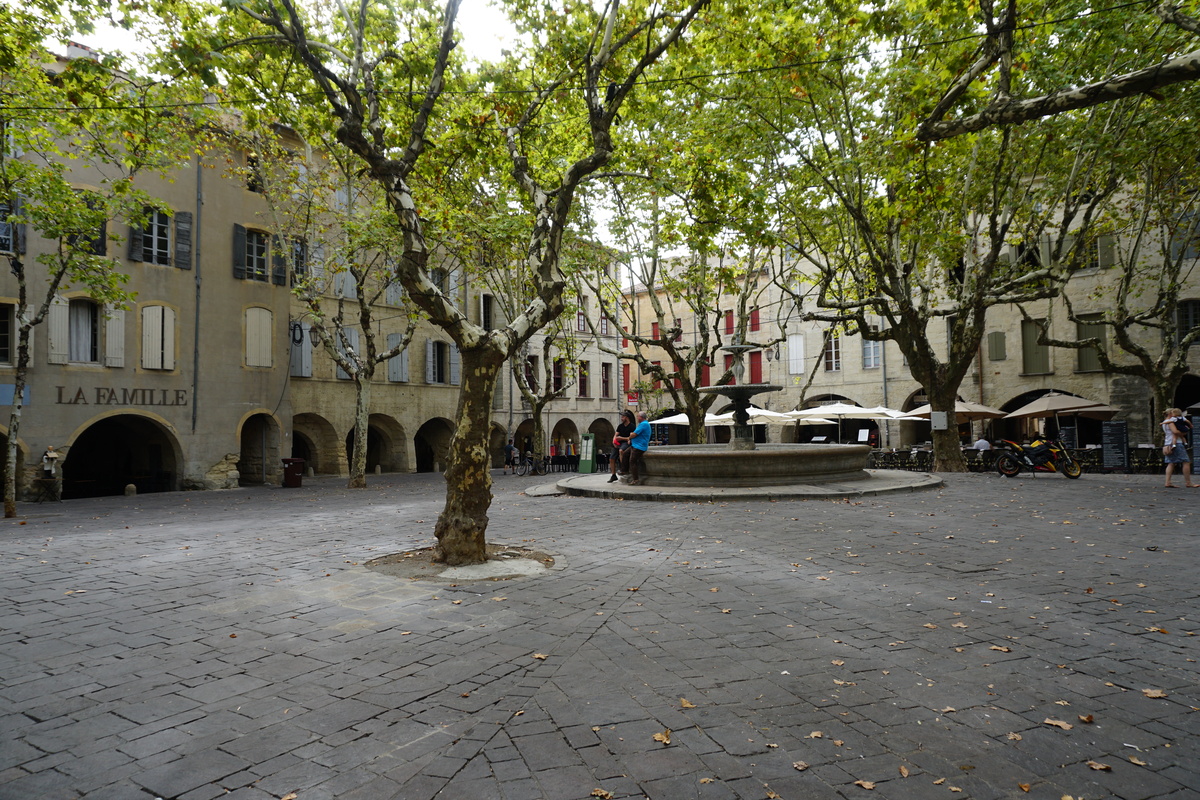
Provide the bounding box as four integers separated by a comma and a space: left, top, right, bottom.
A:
61, 414, 181, 499
369, 414, 410, 472
292, 413, 342, 475
238, 413, 281, 485
345, 426, 386, 474
550, 418, 580, 457
489, 424, 508, 469
414, 418, 455, 473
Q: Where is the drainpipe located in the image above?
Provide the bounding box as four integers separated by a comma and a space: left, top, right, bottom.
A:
191, 154, 203, 434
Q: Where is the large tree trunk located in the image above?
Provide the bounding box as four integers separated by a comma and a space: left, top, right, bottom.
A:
348, 376, 372, 489
686, 397, 708, 444
928, 381, 968, 473
4, 327, 32, 518
433, 347, 503, 566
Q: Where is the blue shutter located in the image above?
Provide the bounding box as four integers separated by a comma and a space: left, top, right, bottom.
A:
174, 211, 192, 270
232, 224, 247, 279
425, 338, 434, 383
449, 343, 460, 386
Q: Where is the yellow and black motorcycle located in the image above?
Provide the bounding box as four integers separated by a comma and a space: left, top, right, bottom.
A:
995, 438, 1083, 479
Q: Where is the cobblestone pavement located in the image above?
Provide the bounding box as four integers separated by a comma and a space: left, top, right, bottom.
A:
1, 471, 1197, 800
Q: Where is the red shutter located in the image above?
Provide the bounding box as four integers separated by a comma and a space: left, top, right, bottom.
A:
749, 308, 760, 332
622, 326, 628, 348
749, 351, 763, 383
651, 321, 660, 339
623, 362, 630, 392
724, 311, 734, 335
724, 354, 735, 385
700, 363, 710, 387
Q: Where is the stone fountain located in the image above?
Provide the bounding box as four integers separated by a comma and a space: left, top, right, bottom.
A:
637, 340, 874, 487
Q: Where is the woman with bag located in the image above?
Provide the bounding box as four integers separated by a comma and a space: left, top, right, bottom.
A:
1162, 408, 1197, 488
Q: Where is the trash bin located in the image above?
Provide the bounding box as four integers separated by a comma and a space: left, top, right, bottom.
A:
281, 458, 305, 488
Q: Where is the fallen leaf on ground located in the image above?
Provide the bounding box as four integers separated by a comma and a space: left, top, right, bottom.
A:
952, 622, 969, 629
591, 790, 614, 799
940, 707, 956, 714
834, 739, 845, 746
933, 777, 946, 784
854, 780, 876, 789
699, 777, 714, 784
899, 766, 910, 778
766, 790, 781, 799
1007, 732, 1023, 740
1142, 689, 1168, 698
924, 623, 938, 629
834, 679, 857, 686
721, 609, 731, 613
806, 731, 823, 738
1078, 714, 1094, 723
1044, 718, 1073, 730
1054, 700, 1070, 706
1018, 783, 1031, 792
653, 729, 672, 745
990, 645, 1011, 652
1130, 755, 1148, 766
793, 761, 810, 771
832, 659, 845, 666
949, 787, 962, 793
1087, 760, 1112, 771
532, 653, 548, 660
451, 600, 462, 605
281, 794, 298, 800
680, 698, 697, 708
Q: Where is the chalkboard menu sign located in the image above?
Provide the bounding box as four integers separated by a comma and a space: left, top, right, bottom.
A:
1101, 420, 1128, 469
1059, 426, 1076, 449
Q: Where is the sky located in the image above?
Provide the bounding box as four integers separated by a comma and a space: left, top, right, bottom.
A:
72, 0, 517, 64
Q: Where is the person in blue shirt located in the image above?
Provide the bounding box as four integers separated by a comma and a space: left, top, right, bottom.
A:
627, 411, 651, 485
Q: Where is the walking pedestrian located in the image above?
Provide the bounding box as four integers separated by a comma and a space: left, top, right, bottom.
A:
1162, 408, 1197, 488
503, 439, 517, 475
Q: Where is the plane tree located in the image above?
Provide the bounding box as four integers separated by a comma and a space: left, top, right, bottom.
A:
159, 0, 708, 564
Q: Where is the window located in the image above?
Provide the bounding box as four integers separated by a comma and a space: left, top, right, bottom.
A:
599, 315, 609, 336
142, 210, 171, 265
987, 331, 1006, 361
68, 193, 107, 256
69, 299, 99, 363
862, 328, 881, 369
578, 361, 589, 397
429, 267, 448, 293
1170, 212, 1200, 261
291, 238, 308, 279
601, 363, 612, 398
524, 355, 538, 391
425, 339, 459, 384
0, 202, 14, 253
787, 334, 805, 374
0, 304, 11, 363
749, 350, 762, 383
480, 294, 494, 329
1178, 300, 1200, 345
140, 305, 176, 370
553, 359, 565, 392
1075, 314, 1105, 372
651, 321, 660, 340
749, 307, 760, 332
246, 153, 264, 193
822, 330, 841, 372
289, 321, 313, 378
386, 333, 410, 382
1021, 318, 1051, 374
622, 362, 630, 393
233, 225, 278, 283
577, 296, 588, 333
724, 310, 734, 335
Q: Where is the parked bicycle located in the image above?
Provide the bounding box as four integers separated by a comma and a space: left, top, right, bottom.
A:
515, 450, 548, 477
995, 437, 1082, 479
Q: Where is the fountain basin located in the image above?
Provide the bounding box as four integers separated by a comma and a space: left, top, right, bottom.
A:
642, 443, 870, 487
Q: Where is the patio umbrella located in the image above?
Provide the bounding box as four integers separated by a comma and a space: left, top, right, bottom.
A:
906, 400, 1007, 422
1002, 392, 1105, 419
710, 407, 810, 426
652, 412, 725, 426
791, 403, 897, 442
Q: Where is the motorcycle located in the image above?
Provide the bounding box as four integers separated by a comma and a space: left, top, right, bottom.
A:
995, 437, 1082, 479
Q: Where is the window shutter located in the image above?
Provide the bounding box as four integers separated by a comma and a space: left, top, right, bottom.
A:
289, 321, 304, 376
987, 331, 1006, 361
449, 343, 460, 386
174, 211, 192, 269
400, 348, 410, 382
161, 307, 176, 370
271, 236, 286, 285
787, 334, 804, 374
425, 338, 434, 383
449, 267, 462, 302
127, 223, 144, 262
386, 280, 403, 306
48, 295, 69, 364
1096, 234, 1116, 269
101, 305, 124, 367
232, 224, 247, 279
387, 333, 403, 381
92, 216, 107, 256
245, 308, 272, 367
142, 306, 162, 369
309, 243, 325, 284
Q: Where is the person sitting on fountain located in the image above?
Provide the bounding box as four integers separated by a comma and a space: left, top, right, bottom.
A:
626, 411, 652, 486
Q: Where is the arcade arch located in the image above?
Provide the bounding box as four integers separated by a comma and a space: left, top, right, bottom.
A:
414, 418, 454, 473
61, 413, 180, 498
292, 413, 342, 475
238, 413, 281, 485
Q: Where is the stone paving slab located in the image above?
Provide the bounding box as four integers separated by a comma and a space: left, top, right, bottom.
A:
0, 471, 1197, 799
